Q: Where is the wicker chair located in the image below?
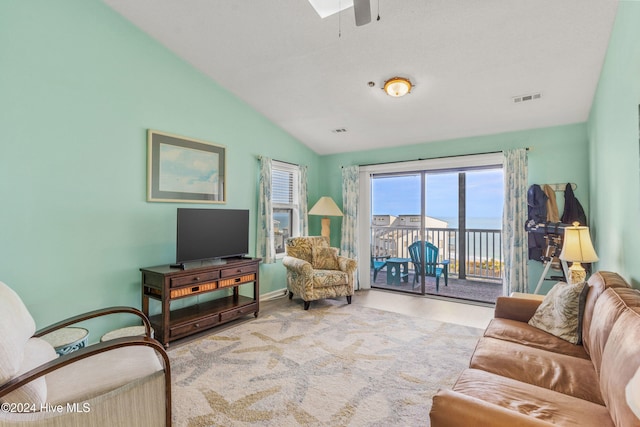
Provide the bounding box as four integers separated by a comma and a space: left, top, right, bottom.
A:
282, 236, 357, 310
0, 281, 171, 426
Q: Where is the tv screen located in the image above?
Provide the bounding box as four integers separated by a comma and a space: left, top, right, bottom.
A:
176, 208, 249, 264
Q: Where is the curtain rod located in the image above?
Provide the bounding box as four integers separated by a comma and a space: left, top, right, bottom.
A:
256, 155, 299, 167
343, 147, 529, 168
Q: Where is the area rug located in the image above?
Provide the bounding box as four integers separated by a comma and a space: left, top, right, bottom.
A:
168, 298, 483, 427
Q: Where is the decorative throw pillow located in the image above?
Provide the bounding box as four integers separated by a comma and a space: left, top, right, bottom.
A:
528, 281, 589, 344
312, 246, 340, 270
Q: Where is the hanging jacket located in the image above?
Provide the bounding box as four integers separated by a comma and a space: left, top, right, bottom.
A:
543, 184, 560, 223
561, 183, 587, 226
527, 184, 548, 261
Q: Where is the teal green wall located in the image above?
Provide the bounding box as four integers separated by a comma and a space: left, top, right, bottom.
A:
588, 1, 640, 287
0, 0, 319, 336
320, 123, 591, 293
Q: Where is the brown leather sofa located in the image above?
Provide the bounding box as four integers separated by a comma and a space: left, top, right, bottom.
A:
430, 271, 640, 427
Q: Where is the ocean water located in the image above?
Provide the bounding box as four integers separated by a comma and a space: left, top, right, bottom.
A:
438, 217, 501, 230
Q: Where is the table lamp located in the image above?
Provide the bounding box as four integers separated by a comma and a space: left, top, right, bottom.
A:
627, 365, 640, 419
309, 196, 343, 240
559, 222, 599, 285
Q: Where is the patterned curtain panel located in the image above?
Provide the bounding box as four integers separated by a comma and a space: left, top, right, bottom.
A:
298, 165, 309, 236
257, 157, 275, 263
502, 148, 528, 294
341, 166, 360, 288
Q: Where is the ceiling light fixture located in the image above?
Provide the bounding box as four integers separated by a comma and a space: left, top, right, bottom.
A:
384, 77, 412, 97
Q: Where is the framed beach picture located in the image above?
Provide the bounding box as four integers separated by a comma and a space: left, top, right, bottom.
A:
147, 130, 226, 203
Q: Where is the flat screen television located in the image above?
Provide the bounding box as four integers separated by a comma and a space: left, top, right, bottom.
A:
175, 208, 249, 266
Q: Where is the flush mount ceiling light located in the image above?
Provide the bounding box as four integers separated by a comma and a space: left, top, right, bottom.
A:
383, 77, 412, 97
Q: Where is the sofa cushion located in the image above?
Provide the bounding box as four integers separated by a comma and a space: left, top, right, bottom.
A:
582, 271, 630, 356
484, 318, 589, 360
311, 246, 340, 270
0, 281, 37, 385
1, 337, 58, 405
527, 281, 588, 344
470, 336, 603, 404
599, 303, 640, 427
586, 287, 640, 376
449, 368, 614, 426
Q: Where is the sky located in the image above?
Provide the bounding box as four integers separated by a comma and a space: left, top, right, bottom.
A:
371, 169, 504, 229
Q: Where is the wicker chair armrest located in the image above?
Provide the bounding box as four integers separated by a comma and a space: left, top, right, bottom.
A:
0, 336, 171, 427
34, 306, 152, 338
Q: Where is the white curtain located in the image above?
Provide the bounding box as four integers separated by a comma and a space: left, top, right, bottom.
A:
502, 148, 528, 294
257, 157, 275, 263
298, 165, 309, 236
341, 166, 360, 288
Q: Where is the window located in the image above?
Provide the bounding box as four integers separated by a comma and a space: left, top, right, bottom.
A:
272, 161, 300, 255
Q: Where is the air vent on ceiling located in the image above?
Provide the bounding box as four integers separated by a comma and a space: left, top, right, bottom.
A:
332, 128, 347, 133
512, 93, 542, 103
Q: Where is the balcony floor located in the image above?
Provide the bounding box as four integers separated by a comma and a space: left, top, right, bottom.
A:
370, 270, 503, 304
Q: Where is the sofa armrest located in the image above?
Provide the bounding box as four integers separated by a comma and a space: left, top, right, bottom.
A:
430, 389, 554, 427
494, 296, 542, 322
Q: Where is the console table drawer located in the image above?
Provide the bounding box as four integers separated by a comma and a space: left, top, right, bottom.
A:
219, 274, 256, 288
170, 281, 217, 298
170, 271, 220, 288
221, 264, 257, 278
169, 315, 220, 338
220, 302, 258, 322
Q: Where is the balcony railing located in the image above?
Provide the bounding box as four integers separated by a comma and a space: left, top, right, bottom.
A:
370, 226, 503, 281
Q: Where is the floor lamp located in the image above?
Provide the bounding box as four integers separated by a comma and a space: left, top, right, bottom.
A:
309, 196, 343, 241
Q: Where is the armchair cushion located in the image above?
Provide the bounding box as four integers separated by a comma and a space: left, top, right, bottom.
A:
46, 346, 163, 405
285, 236, 329, 264
312, 270, 349, 289
0, 281, 36, 384
1, 337, 57, 405
312, 246, 340, 270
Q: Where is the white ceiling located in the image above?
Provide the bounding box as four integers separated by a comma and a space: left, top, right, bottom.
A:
103, 0, 619, 155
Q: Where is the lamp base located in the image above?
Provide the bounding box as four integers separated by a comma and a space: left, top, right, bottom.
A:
567, 262, 586, 285
320, 217, 331, 241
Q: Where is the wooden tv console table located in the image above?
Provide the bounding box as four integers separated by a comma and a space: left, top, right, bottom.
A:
140, 257, 261, 348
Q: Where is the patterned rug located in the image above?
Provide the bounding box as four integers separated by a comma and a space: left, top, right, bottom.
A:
168, 298, 483, 427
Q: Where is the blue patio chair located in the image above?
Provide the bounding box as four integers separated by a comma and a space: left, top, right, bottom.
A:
408, 241, 450, 292
371, 255, 389, 282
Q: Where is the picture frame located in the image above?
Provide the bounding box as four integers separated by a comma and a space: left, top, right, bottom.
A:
147, 130, 226, 203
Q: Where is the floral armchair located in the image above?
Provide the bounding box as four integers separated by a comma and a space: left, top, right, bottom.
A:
282, 236, 357, 310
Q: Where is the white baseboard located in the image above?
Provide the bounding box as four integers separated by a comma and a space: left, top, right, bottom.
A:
260, 288, 288, 302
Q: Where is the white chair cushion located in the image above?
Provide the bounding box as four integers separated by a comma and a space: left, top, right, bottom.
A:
46, 346, 164, 405
1, 337, 58, 404
0, 281, 36, 384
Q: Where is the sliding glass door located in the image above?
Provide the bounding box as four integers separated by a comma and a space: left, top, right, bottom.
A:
362, 154, 504, 303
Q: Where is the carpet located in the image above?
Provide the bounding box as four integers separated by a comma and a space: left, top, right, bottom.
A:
168, 298, 483, 427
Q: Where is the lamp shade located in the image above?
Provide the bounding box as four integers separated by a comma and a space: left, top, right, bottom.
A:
559, 222, 599, 263
627, 365, 640, 419
309, 196, 343, 217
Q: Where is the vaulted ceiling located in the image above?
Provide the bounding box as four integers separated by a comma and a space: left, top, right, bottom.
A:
104, 0, 619, 155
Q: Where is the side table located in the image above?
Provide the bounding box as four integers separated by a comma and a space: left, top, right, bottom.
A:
386, 257, 411, 285
42, 327, 89, 356
101, 325, 154, 342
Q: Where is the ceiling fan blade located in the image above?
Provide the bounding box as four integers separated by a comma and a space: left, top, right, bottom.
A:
353, 0, 371, 26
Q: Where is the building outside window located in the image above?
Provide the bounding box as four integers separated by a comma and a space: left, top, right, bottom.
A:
272, 161, 300, 255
